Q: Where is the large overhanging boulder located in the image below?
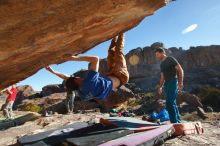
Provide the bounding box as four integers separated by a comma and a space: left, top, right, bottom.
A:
0, 0, 169, 89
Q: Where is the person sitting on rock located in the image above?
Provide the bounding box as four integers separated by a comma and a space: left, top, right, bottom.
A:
150, 99, 170, 124
45, 33, 132, 111
0, 84, 17, 120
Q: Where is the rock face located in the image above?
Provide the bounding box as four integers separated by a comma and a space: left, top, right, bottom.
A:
14, 85, 39, 109
40, 84, 65, 97
99, 45, 220, 91
18, 92, 100, 114
12, 84, 101, 113
0, 0, 169, 89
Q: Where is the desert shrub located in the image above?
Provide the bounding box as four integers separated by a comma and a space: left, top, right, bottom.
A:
145, 92, 155, 97
128, 98, 142, 107
23, 103, 43, 113
197, 86, 220, 108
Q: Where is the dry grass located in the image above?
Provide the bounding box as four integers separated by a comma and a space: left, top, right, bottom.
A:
182, 112, 220, 122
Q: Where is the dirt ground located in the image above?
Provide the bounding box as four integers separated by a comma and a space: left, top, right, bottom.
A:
165, 122, 220, 146
0, 111, 219, 146
165, 112, 220, 146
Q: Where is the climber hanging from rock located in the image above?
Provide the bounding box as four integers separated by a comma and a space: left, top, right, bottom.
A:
45, 33, 133, 112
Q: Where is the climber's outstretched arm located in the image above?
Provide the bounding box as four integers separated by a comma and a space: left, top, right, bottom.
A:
63, 55, 99, 72
45, 66, 70, 81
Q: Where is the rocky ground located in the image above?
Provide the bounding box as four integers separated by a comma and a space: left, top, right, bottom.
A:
165, 112, 220, 146
0, 84, 219, 146
0, 110, 219, 146
166, 122, 220, 146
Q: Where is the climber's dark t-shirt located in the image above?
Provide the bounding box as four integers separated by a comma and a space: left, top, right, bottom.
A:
160, 56, 179, 82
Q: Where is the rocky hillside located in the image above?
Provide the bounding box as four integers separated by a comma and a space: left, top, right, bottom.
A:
99, 45, 220, 91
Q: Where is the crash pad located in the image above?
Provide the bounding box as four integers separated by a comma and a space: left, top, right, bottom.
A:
100, 117, 159, 132
0, 115, 22, 123
98, 124, 175, 146
173, 122, 204, 136
20, 123, 132, 146
65, 127, 133, 146
0, 113, 39, 130
24, 141, 48, 146
18, 122, 90, 145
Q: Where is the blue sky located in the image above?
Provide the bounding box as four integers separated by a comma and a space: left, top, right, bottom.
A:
18, 0, 220, 91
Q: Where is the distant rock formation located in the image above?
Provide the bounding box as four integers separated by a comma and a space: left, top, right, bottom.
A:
0, 0, 169, 89
14, 85, 39, 109
99, 45, 220, 92
15, 85, 100, 114
40, 84, 65, 97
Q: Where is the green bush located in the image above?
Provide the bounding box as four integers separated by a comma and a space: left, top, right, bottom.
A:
23, 103, 43, 113
128, 98, 142, 107
197, 86, 220, 108
145, 92, 155, 97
